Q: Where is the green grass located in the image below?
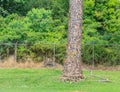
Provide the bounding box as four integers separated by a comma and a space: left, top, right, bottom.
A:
0, 68, 120, 92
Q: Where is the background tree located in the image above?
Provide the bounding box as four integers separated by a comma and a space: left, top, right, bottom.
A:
0, 0, 120, 65
62, 0, 84, 82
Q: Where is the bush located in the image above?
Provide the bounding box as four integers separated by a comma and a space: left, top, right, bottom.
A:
82, 44, 120, 66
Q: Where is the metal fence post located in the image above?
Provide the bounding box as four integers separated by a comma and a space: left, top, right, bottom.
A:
92, 42, 95, 69
0, 47, 2, 63
53, 43, 56, 66
0, 44, 1, 62
14, 43, 17, 63
90, 42, 95, 76
0, 53, 1, 62
6, 47, 9, 59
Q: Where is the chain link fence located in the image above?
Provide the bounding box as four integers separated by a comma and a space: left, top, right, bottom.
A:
0, 42, 120, 67
0, 42, 120, 83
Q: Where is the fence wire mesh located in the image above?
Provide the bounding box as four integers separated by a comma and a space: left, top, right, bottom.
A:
0, 42, 120, 66
0, 42, 120, 80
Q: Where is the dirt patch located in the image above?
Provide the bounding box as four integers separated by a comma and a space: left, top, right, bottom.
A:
82, 64, 120, 71
0, 61, 120, 71
0, 57, 119, 70
0, 55, 63, 69
95, 65, 120, 71
0, 61, 63, 69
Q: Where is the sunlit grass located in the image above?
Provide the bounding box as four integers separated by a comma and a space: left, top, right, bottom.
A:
0, 68, 120, 92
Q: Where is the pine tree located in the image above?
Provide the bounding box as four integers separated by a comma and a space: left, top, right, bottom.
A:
62, 0, 84, 82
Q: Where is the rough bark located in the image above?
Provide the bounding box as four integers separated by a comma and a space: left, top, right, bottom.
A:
62, 0, 84, 82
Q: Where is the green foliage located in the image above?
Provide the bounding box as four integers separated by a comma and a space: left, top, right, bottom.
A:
82, 44, 120, 66
0, 0, 120, 65
0, 14, 30, 43
83, 0, 120, 44
27, 8, 52, 32
16, 43, 66, 64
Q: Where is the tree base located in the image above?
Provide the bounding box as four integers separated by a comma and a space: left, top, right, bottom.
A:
62, 74, 84, 82
62, 61, 84, 82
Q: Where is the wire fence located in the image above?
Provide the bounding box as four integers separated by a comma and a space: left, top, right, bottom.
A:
0, 42, 120, 68
0, 42, 120, 83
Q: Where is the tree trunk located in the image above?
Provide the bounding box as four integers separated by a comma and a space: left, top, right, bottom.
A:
62, 0, 84, 82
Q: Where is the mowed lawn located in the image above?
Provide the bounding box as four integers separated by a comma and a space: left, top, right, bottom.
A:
0, 68, 120, 92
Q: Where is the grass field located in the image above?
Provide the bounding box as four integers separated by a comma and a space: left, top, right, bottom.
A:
0, 68, 120, 92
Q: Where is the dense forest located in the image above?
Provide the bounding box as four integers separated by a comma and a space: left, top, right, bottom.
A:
0, 0, 120, 65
